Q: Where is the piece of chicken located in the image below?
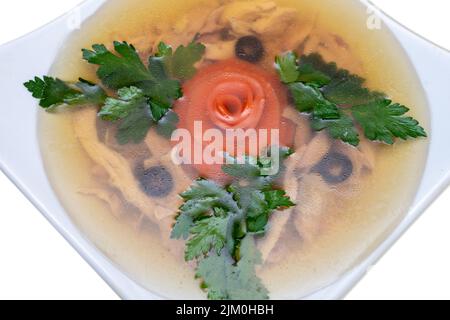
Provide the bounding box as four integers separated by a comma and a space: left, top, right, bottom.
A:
257, 152, 302, 263
72, 108, 191, 240
302, 30, 364, 75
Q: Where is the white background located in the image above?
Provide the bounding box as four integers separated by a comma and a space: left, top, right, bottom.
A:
0, 0, 449, 300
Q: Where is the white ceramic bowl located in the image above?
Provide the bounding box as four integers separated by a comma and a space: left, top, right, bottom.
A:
0, 0, 449, 299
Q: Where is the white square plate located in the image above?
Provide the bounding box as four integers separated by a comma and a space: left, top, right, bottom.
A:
1, 0, 450, 299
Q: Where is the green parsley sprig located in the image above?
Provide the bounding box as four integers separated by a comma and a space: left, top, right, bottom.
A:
24, 77, 107, 110
275, 52, 427, 146
171, 148, 295, 300
24, 41, 205, 144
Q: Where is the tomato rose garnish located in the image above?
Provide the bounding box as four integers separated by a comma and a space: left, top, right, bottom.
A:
174, 59, 295, 180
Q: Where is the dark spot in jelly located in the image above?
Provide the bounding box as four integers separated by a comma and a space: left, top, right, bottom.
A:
235, 36, 264, 63
314, 152, 353, 185
220, 28, 234, 41
333, 34, 349, 49
135, 165, 174, 198
96, 117, 111, 142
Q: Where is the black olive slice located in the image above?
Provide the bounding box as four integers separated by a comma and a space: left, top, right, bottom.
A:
135, 165, 174, 198
235, 36, 264, 63
314, 152, 353, 185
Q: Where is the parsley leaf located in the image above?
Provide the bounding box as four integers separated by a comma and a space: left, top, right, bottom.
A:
97, 86, 153, 145
170, 213, 194, 240
24, 76, 106, 109
276, 51, 330, 86
236, 188, 267, 219
288, 82, 340, 119
298, 53, 385, 106
171, 179, 240, 241
311, 112, 360, 146
98, 86, 146, 121
275, 52, 299, 83
173, 151, 294, 300
222, 146, 293, 188
185, 216, 229, 261
116, 103, 152, 145
82, 41, 152, 90
84, 41, 183, 106
264, 190, 295, 210
275, 52, 427, 146
352, 99, 428, 144
146, 48, 182, 107
180, 180, 241, 215
221, 158, 261, 180
196, 236, 269, 300
156, 110, 180, 138
155, 41, 206, 80
222, 148, 295, 231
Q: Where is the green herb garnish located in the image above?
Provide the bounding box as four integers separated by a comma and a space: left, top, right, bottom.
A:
171, 149, 295, 300
155, 41, 206, 80
352, 99, 428, 145
196, 235, 268, 300
82, 41, 154, 90
23, 77, 106, 109
96, 86, 180, 144
275, 52, 427, 146
25, 41, 205, 144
